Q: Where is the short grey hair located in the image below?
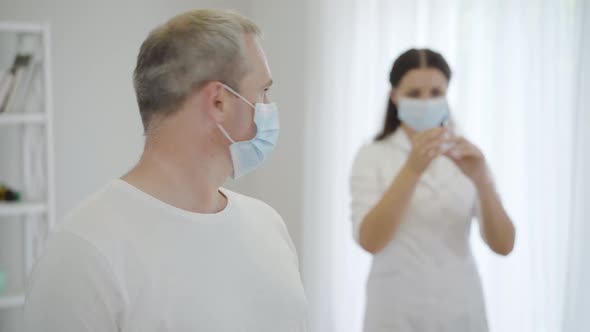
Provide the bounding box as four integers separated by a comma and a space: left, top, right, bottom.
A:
133, 9, 260, 131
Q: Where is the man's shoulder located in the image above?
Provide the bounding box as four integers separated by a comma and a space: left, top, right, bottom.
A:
223, 188, 298, 256
222, 188, 286, 229
223, 188, 279, 214
58, 180, 130, 246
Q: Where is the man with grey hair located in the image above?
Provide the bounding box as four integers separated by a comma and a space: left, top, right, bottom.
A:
24, 9, 307, 331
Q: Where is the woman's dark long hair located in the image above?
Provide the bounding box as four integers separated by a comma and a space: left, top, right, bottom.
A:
375, 48, 452, 141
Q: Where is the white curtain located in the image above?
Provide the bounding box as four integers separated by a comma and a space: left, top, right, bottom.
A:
563, 0, 590, 330
301, 1, 588, 331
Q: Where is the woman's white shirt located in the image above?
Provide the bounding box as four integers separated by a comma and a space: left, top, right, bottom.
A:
350, 129, 488, 332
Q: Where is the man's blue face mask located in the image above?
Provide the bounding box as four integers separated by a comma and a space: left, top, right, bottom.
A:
217, 84, 280, 179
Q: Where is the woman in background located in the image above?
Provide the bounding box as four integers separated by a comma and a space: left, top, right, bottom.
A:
350, 49, 515, 331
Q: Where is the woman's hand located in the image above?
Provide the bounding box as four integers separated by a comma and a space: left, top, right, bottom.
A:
445, 136, 491, 187
405, 127, 449, 176
445, 136, 515, 255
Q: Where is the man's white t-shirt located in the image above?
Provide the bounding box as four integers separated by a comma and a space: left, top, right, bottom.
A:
24, 179, 307, 332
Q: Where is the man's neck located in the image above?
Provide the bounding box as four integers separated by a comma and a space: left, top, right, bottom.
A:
122, 141, 230, 215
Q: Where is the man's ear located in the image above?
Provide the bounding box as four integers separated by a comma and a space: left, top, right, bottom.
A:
200, 81, 227, 123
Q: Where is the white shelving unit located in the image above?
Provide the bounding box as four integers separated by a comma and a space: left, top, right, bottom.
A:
0, 202, 47, 217
0, 294, 25, 310
0, 23, 43, 34
0, 113, 46, 125
0, 22, 55, 329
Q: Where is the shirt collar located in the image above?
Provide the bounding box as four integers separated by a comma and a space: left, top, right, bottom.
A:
385, 128, 412, 152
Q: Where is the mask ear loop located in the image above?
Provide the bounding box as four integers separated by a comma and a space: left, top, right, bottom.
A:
221, 83, 255, 109
218, 83, 258, 144
217, 124, 237, 144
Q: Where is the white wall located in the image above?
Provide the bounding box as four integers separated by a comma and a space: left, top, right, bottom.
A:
227, 0, 307, 251
0, 3, 310, 327
0, 0, 252, 220
0, 1, 290, 330
0, 0, 309, 250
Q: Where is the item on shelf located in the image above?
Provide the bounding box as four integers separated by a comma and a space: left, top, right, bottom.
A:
0, 70, 13, 109
0, 53, 34, 113
0, 271, 5, 296
0, 184, 21, 202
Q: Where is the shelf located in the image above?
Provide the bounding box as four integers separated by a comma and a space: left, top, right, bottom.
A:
0, 113, 46, 125
0, 202, 47, 217
0, 293, 25, 310
0, 22, 43, 34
